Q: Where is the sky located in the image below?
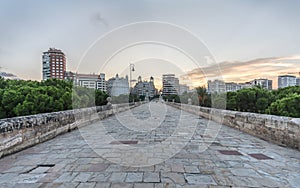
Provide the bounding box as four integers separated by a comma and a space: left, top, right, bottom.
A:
0, 0, 299, 88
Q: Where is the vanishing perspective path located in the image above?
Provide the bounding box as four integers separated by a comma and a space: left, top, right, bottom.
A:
0, 102, 299, 187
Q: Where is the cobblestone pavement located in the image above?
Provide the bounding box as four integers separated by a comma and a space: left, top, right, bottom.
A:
0, 102, 299, 187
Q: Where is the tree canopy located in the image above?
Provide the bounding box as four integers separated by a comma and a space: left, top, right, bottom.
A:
0, 78, 108, 119
179, 85, 300, 118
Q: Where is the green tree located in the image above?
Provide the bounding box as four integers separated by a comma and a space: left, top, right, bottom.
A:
226, 92, 237, 110
2, 89, 24, 117
95, 90, 108, 106
266, 93, 300, 117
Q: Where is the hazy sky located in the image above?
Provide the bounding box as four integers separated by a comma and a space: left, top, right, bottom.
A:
0, 0, 299, 88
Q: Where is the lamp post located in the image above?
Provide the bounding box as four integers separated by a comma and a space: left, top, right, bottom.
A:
129, 63, 135, 89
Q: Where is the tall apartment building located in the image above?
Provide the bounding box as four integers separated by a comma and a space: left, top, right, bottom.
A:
250, 79, 272, 90
42, 48, 66, 80
75, 73, 107, 92
162, 74, 179, 95
278, 75, 296, 88
107, 74, 129, 96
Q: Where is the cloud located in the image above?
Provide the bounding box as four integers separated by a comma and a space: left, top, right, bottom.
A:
90, 12, 108, 26
184, 56, 300, 88
0, 71, 17, 78
0, 65, 20, 79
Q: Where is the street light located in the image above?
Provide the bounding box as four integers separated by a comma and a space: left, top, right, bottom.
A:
129, 63, 135, 88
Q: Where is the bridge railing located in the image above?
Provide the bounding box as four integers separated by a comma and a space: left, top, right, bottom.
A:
0, 102, 142, 158
167, 102, 300, 151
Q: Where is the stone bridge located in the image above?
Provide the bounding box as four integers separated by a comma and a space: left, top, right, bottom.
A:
0, 102, 299, 187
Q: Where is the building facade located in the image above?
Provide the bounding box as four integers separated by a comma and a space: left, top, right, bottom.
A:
296, 77, 300, 86
250, 79, 272, 90
225, 82, 241, 92
64, 71, 76, 82
75, 73, 107, 92
42, 48, 66, 80
179, 84, 189, 95
107, 74, 129, 96
207, 80, 226, 93
162, 74, 179, 95
278, 75, 296, 88
209, 78, 273, 93
132, 76, 157, 99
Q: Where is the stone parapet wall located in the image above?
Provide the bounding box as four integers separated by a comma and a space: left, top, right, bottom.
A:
0, 103, 138, 158
168, 103, 300, 150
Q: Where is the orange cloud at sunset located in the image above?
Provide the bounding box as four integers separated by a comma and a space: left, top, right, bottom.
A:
183, 55, 300, 89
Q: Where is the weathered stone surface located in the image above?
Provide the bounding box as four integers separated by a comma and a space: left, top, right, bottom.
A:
125, 172, 143, 183
0, 102, 299, 187
184, 174, 217, 185
143, 172, 160, 183
109, 172, 127, 182
0, 103, 140, 158
168, 103, 300, 150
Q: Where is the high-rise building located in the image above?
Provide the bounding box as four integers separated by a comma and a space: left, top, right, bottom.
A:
107, 74, 129, 96
278, 75, 296, 88
162, 74, 179, 95
250, 79, 272, 90
207, 80, 226, 93
75, 73, 107, 92
42, 48, 66, 80
132, 76, 157, 99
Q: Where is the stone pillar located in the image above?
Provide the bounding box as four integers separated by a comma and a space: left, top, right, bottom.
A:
106, 97, 112, 109
188, 98, 192, 105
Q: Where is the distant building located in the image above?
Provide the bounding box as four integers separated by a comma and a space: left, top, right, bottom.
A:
75, 73, 107, 92
209, 78, 273, 93
225, 82, 241, 92
162, 74, 179, 95
132, 76, 157, 99
278, 75, 296, 88
179, 84, 189, 95
296, 77, 300, 86
64, 71, 76, 82
239, 82, 253, 89
207, 80, 226, 93
42, 48, 66, 80
250, 79, 272, 90
107, 74, 129, 96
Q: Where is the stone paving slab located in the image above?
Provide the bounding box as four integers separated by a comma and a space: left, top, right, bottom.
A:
0, 102, 299, 187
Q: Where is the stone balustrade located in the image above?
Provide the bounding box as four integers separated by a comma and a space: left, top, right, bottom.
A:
168, 103, 300, 150
0, 103, 138, 158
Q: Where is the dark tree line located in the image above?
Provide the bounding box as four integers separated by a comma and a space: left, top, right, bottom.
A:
0, 78, 108, 119
177, 85, 300, 118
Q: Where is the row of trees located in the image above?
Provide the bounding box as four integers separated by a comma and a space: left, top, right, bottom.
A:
225, 86, 300, 117
1, 77, 299, 119
180, 85, 300, 118
0, 78, 108, 119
